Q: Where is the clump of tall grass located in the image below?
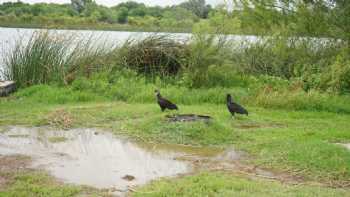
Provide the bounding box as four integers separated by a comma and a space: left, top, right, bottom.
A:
3, 31, 111, 88
114, 35, 188, 77
231, 35, 350, 93
182, 31, 230, 88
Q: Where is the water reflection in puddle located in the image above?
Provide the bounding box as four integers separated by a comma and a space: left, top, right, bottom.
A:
0, 127, 191, 190
0, 126, 239, 192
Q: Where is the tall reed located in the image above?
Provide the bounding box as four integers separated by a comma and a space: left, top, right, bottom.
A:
3, 31, 110, 88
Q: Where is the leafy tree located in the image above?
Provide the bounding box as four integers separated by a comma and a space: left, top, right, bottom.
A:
71, 0, 93, 14
147, 6, 163, 17
114, 1, 144, 11
117, 7, 128, 24
129, 6, 146, 17
180, 0, 212, 18
233, 0, 350, 46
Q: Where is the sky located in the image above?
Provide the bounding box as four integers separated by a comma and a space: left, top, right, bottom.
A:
0, 0, 225, 7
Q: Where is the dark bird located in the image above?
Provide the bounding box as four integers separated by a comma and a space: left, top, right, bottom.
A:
226, 94, 248, 117
155, 90, 178, 112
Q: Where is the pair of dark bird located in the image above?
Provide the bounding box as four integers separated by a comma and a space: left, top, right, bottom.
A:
154, 90, 248, 117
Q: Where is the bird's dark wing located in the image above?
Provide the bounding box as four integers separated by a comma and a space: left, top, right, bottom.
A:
159, 98, 178, 110
227, 102, 235, 115
231, 102, 248, 115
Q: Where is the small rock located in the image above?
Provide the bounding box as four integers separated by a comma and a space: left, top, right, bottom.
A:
122, 175, 135, 181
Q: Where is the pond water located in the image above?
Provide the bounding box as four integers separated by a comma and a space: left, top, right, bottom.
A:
0, 126, 240, 193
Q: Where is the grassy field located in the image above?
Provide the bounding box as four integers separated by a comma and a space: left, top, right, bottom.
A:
0, 84, 349, 196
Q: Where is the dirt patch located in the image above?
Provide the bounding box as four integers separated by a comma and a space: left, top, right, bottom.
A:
46, 109, 74, 129
0, 155, 31, 189
0, 155, 31, 173
174, 149, 305, 186
236, 121, 285, 130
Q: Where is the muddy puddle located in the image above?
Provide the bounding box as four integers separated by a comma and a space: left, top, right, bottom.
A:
0, 126, 241, 193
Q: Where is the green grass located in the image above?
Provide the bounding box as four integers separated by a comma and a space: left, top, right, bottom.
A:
1, 93, 349, 186
0, 170, 108, 197
0, 172, 81, 197
134, 172, 349, 197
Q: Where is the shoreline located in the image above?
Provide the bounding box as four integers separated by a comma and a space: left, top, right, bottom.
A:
0, 23, 193, 34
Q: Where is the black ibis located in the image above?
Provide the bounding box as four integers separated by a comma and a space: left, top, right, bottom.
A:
155, 90, 178, 112
226, 94, 248, 117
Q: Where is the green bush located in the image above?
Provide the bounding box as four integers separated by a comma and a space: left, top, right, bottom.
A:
324, 54, 350, 93
182, 28, 229, 88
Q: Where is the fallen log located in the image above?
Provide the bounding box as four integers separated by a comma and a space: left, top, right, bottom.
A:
166, 114, 212, 123
0, 81, 16, 97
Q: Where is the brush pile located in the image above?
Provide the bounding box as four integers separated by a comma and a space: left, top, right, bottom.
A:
117, 35, 188, 76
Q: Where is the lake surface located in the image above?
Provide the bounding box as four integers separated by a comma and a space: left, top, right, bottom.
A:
0, 27, 258, 79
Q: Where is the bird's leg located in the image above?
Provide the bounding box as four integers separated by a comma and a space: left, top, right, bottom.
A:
171, 110, 178, 118
231, 114, 235, 120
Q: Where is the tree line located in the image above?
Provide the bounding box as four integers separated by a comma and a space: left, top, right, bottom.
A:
0, 0, 349, 41
0, 0, 213, 31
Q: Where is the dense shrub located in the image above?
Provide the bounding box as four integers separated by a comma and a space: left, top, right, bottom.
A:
182, 28, 230, 88
322, 53, 350, 93
114, 35, 188, 76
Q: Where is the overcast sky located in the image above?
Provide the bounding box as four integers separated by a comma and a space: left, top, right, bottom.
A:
0, 0, 225, 7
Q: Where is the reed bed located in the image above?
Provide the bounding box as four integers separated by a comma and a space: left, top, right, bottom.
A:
3, 31, 110, 87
